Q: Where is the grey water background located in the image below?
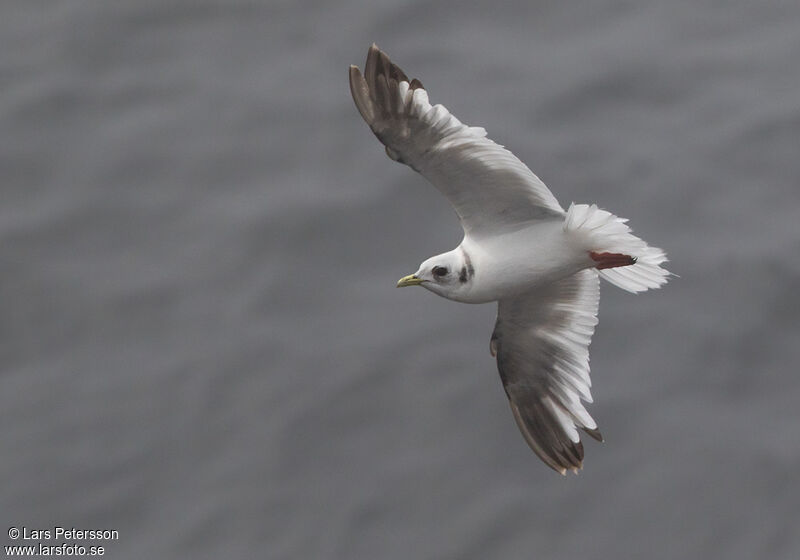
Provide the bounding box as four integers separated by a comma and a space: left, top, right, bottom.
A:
2, 1, 799, 558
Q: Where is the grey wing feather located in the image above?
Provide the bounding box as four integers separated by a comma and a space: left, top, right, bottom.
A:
349, 44, 565, 237
492, 270, 603, 474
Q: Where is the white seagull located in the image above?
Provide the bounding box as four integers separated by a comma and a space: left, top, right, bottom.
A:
349, 45, 669, 474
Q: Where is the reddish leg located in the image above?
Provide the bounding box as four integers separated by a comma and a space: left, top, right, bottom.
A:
589, 251, 637, 270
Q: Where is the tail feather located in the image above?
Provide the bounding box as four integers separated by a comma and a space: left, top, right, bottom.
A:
565, 203, 671, 293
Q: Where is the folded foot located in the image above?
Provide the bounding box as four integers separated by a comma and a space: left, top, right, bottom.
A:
589, 251, 637, 270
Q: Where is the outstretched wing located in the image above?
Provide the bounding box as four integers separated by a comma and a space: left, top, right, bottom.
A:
349, 44, 564, 238
491, 270, 603, 474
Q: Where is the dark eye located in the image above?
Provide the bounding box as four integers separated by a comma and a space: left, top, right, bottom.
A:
432, 266, 448, 278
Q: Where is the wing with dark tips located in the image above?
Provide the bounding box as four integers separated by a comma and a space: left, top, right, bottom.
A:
492, 270, 603, 474
349, 44, 565, 238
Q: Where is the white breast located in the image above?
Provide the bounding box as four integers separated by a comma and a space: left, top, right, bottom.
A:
459, 220, 590, 303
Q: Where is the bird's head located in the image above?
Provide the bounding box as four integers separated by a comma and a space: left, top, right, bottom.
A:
396, 249, 474, 300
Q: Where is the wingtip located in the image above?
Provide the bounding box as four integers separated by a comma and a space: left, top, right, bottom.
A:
349, 64, 374, 123
348, 65, 361, 84
367, 43, 381, 66
556, 462, 583, 476
582, 426, 604, 443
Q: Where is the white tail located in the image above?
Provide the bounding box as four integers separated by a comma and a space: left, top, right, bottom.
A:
564, 203, 671, 293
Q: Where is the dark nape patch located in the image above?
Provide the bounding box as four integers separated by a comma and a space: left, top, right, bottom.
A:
463, 250, 475, 279
457, 248, 475, 284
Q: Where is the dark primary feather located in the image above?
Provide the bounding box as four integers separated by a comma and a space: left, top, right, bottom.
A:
492, 270, 602, 474
349, 44, 566, 237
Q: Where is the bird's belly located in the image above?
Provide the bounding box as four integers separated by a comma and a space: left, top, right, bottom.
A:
457, 224, 590, 303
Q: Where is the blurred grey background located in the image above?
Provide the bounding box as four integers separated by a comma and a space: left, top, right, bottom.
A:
2, 1, 799, 559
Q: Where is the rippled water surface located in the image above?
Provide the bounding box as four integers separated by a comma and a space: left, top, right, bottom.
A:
2, 2, 799, 558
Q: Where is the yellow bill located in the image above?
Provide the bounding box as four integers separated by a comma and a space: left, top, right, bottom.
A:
396, 274, 424, 288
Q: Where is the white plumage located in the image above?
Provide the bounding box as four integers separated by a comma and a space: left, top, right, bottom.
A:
350, 45, 670, 474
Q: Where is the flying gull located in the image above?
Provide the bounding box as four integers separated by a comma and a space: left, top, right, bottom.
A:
349, 45, 670, 474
